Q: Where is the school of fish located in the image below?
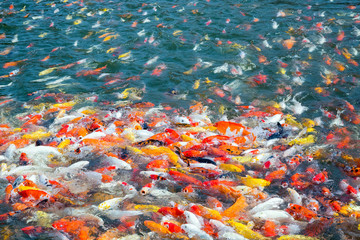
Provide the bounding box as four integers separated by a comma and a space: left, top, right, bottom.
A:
1, 0, 360, 239
0, 95, 359, 239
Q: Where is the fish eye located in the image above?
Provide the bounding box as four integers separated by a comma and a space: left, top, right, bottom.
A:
281, 181, 288, 188
140, 188, 149, 195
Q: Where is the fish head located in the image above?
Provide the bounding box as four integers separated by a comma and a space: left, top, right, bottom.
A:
52, 219, 70, 231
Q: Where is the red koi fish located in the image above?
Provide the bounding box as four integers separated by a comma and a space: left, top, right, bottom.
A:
158, 206, 184, 218
52, 217, 93, 240
76, 66, 106, 77
169, 170, 202, 186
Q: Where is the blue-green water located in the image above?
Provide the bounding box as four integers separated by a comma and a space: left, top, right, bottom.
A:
1, 0, 359, 113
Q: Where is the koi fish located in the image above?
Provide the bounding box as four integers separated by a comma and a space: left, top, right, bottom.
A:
76, 66, 107, 77
253, 210, 294, 223
181, 224, 212, 240
0, 46, 14, 56
190, 204, 222, 220
3, 59, 27, 68
249, 198, 284, 214
158, 206, 184, 218
222, 195, 248, 219
312, 171, 328, 184
286, 204, 317, 221
169, 170, 202, 186
17, 185, 54, 207
240, 175, 271, 188
98, 197, 124, 211
151, 64, 167, 76
228, 220, 267, 240
52, 217, 94, 240
337, 31, 345, 41
214, 121, 250, 136
265, 169, 286, 182
163, 222, 183, 233
253, 73, 268, 85
283, 37, 296, 49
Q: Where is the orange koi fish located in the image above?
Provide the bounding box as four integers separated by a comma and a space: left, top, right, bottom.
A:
283, 37, 296, 49
158, 206, 184, 218
222, 195, 248, 218
207, 147, 227, 157
22, 114, 42, 127
183, 150, 208, 158
146, 159, 169, 170
169, 170, 202, 186
202, 135, 231, 144
190, 204, 222, 220
263, 220, 277, 237
190, 167, 221, 178
0, 210, 20, 221
206, 183, 242, 201
144, 220, 172, 237
203, 179, 238, 187
17, 186, 55, 207
3, 59, 27, 68
265, 169, 286, 182
337, 31, 345, 41
348, 58, 359, 66
323, 55, 332, 65
0, 46, 14, 56
258, 55, 269, 64
219, 145, 245, 155
52, 217, 94, 240
40, 55, 50, 62
131, 102, 154, 108
334, 61, 346, 71
286, 203, 317, 221
76, 66, 107, 77
214, 121, 251, 136
151, 64, 166, 76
